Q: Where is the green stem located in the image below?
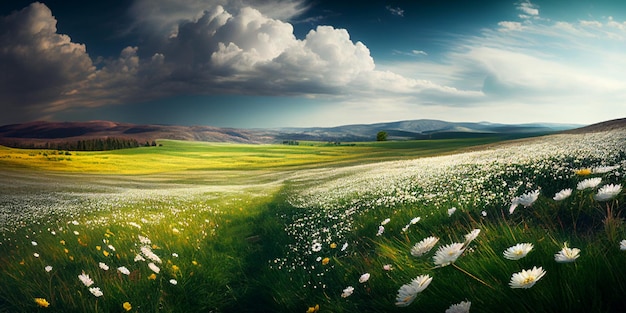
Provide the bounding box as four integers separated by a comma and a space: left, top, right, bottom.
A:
452, 263, 495, 290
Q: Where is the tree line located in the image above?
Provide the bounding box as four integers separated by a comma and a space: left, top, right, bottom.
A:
1, 137, 155, 151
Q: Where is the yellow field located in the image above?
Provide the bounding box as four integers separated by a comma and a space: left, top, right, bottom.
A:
0, 137, 506, 174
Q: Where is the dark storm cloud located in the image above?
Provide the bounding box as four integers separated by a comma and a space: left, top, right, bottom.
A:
0, 2, 95, 121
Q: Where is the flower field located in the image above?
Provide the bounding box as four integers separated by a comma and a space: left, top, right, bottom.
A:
1, 128, 625, 312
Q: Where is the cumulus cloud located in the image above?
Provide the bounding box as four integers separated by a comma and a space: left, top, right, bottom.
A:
1, 1, 474, 124
0, 2, 95, 121
5, 0, 622, 126
128, 0, 308, 42
114, 4, 473, 100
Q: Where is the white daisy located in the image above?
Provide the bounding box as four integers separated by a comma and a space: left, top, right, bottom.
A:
433, 243, 464, 267
381, 218, 391, 225
376, 225, 385, 236
410, 236, 439, 257
341, 242, 348, 251
509, 266, 546, 289
503, 243, 534, 260
620, 240, 626, 251
359, 273, 370, 283
553, 188, 572, 201
311, 242, 322, 252
148, 262, 160, 273
78, 271, 94, 287
395, 275, 432, 307
509, 190, 540, 214
594, 184, 621, 201
577, 177, 602, 190
593, 165, 619, 174
140, 246, 162, 263
341, 286, 354, 298
89, 287, 103, 297
117, 266, 130, 275
464, 229, 481, 245
554, 242, 580, 263
98, 262, 109, 271
446, 301, 471, 313
448, 207, 457, 217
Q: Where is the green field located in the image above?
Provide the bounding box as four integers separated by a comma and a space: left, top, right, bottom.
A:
1, 132, 625, 312
0, 137, 510, 174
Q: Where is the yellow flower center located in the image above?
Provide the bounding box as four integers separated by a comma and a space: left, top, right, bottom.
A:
522, 276, 535, 285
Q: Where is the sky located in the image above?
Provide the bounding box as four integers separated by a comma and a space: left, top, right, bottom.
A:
0, 0, 625, 128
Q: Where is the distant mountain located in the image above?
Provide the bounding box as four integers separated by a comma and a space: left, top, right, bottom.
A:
263, 119, 583, 142
0, 119, 589, 149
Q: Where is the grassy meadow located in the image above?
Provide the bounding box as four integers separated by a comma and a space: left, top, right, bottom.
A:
1, 131, 625, 312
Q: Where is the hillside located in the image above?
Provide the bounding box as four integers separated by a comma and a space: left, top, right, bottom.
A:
0, 119, 585, 149
0, 121, 273, 148
561, 117, 626, 134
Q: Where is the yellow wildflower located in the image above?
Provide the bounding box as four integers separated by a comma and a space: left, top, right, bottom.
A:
148, 273, 157, 280
34, 298, 50, 308
172, 265, 180, 272
95, 246, 101, 251
321, 257, 330, 265
60, 240, 65, 245
103, 250, 110, 257
306, 304, 320, 313
123, 302, 132, 311
575, 168, 592, 176
330, 243, 337, 249
192, 260, 198, 266
63, 248, 69, 254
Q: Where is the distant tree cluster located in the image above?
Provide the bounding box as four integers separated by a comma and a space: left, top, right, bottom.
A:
376, 131, 388, 141
2, 137, 150, 151
282, 140, 300, 145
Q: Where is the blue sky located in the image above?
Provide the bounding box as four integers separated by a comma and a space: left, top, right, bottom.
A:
1, 0, 625, 128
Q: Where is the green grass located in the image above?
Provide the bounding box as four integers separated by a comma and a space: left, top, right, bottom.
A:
1, 134, 625, 312
0, 136, 511, 174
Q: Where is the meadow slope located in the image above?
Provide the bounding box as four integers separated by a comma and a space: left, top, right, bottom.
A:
0, 128, 625, 312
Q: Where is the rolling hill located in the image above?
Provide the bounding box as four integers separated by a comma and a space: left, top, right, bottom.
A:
0, 119, 587, 149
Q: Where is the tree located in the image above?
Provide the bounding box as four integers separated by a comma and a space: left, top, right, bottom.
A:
376, 131, 388, 141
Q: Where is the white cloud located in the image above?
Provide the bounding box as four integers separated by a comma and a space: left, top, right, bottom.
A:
374, 6, 626, 124
579, 20, 603, 28
607, 16, 626, 30
498, 21, 524, 31
128, 0, 308, 40
3, 0, 624, 126
517, 1, 539, 17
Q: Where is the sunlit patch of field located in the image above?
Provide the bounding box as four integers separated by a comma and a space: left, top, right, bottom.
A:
0, 137, 510, 174
1, 130, 625, 312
